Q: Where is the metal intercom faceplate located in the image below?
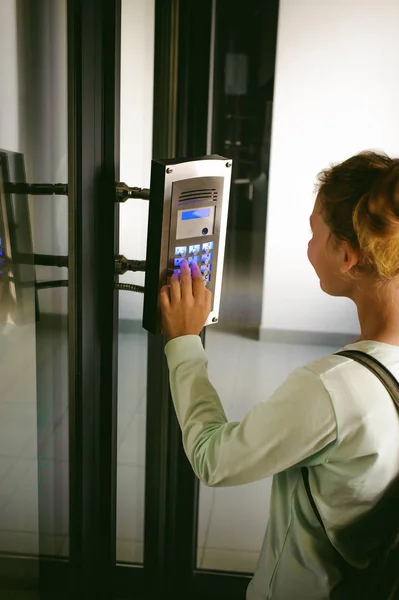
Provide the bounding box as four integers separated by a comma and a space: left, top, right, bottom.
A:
143, 155, 232, 334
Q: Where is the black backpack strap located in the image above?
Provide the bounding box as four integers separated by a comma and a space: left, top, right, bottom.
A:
335, 350, 399, 411
301, 466, 326, 531
302, 349, 399, 533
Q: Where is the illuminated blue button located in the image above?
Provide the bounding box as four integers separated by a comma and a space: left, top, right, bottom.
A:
0, 248, 3, 255
202, 274, 211, 285
174, 269, 180, 275
202, 252, 212, 264
189, 244, 201, 256
202, 241, 214, 253
174, 258, 182, 267
175, 246, 187, 257
188, 255, 199, 264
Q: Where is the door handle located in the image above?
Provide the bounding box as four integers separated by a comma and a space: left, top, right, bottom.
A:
233, 178, 253, 200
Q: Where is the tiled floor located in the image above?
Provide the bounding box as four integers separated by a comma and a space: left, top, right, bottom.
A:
113, 326, 338, 571
196, 329, 337, 572
113, 230, 341, 572
0, 327, 337, 572
0, 314, 70, 560
0, 233, 344, 575
116, 326, 147, 564
0, 321, 40, 558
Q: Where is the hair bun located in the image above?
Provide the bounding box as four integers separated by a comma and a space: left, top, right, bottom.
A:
353, 160, 399, 278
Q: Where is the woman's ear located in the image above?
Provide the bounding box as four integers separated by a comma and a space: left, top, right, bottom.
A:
340, 241, 359, 274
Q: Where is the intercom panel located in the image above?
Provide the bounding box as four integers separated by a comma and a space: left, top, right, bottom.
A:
143, 155, 232, 334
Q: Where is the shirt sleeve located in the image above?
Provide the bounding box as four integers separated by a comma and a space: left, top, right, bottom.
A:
165, 335, 338, 487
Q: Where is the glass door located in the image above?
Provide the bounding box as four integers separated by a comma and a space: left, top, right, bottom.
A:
196, 0, 279, 577
0, 0, 69, 597
1, 0, 123, 597
0, 1, 287, 598
113, 1, 254, 599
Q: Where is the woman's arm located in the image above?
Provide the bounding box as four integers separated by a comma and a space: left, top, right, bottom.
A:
165, 335, 338, 487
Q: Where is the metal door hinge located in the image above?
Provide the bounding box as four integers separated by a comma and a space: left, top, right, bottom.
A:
115, 182, 150, 202
114, 255, 146, 275
3, 181, 151, 202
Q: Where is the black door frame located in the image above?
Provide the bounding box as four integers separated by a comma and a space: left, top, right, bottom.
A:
0, 1, 255, 598
0, 0, 122, 598
67, 0, 121, 597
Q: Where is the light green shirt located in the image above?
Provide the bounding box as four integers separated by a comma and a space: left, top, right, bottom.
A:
165, 336, 399, 600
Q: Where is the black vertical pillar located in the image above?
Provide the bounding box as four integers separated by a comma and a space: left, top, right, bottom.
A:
165, 1, 213, 595
68, 0, 120, 597
144, 2, 180, 595
145, 0, 213, 597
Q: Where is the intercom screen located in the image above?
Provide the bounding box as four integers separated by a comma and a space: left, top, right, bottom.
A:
176, 205, 215, 240
181, 208, 211, 220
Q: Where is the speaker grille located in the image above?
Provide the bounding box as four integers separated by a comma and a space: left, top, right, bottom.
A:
178, 188, 218, 204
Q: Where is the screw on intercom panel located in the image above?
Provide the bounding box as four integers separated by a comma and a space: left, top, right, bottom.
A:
225, 162, 232, 168
166, 168, 173, 174
212, 317, 218, 323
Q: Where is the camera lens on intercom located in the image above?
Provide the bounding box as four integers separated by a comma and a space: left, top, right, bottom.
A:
202, 228, 209, 235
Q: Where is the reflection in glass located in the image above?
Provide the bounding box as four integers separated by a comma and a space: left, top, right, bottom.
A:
196, 0, 279, 574
0, 0, 69, 571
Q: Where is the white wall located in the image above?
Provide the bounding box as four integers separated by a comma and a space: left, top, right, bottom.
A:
0, 0, 19, 151
261, 0, 399, 336
118, 0, 155, 320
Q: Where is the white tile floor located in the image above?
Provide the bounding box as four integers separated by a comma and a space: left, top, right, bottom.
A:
115, 230, 341, 572
0, 239, 343, 575
196, 329, 337, 573
0, 321, 39, 557
114, 327, 338, 572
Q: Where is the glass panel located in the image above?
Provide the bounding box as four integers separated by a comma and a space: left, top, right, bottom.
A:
116, 0, 155, 565
197, 1, 279, 571
198, 0, 397, 575
0, 0, 69, 579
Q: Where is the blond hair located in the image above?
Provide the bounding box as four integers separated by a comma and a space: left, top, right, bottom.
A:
316, 151, 399, 280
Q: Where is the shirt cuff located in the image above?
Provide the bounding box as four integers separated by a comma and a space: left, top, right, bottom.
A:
164, 335, 206, 370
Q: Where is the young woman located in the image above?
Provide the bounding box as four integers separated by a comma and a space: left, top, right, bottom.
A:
159, 151, 399, 599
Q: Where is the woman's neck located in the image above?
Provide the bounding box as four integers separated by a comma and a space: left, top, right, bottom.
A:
353, 282, 399, 345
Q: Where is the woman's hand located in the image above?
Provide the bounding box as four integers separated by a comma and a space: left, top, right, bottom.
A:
159, 259, 212, 342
